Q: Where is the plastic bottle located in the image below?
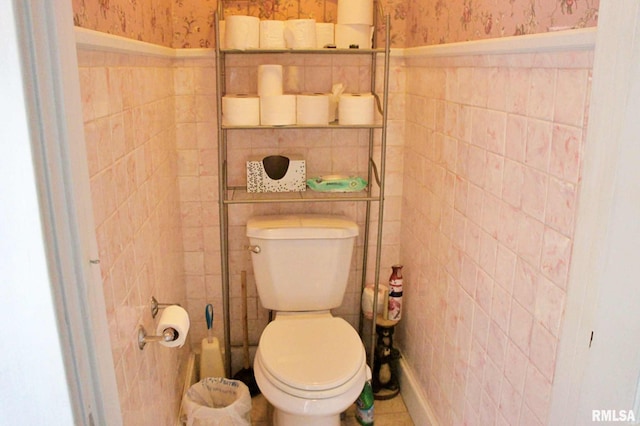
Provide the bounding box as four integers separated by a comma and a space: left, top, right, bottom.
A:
387, 265, 403, 320
355, 380, 374, 425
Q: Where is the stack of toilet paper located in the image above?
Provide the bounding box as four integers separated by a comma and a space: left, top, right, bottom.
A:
222, 65, 376, 126
222, 2, 374, 51
336, 0, 374, 49
223, 65, 336, 126
222, 0, 377, 127
225, 16, 328, 50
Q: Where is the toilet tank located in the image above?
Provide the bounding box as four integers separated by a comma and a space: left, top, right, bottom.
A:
246, 214, 359, 311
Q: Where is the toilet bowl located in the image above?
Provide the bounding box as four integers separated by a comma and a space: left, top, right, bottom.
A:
246, 214, 368, 425
254, 312, 368, 426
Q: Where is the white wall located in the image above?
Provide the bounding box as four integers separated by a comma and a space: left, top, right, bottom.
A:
0, 1, 75, 423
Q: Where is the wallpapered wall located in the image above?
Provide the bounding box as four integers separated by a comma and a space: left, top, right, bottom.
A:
72, 0, 599, 49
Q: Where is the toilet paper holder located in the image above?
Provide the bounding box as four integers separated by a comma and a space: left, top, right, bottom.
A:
137, 325, 179, 350
150, 296, 181, 319
137, 296, 183, 350
136, 297, 188, 350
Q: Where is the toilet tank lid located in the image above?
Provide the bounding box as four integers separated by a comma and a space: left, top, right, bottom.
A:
246, 214, 359, 239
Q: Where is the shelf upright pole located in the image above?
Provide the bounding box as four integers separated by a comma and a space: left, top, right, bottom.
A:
360, 0, 382, 340
214, 11, 232, 378
368, 13, 391, 371
359, 66, 376, 338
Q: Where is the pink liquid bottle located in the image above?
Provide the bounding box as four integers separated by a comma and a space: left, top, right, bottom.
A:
387, 265, 403, 321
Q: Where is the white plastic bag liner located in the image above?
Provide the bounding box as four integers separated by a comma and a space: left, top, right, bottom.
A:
182, 377, 252, 426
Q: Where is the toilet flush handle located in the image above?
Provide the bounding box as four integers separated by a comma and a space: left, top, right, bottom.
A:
246, 245, 261, 254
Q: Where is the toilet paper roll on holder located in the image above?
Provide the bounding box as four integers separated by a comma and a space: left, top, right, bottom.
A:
138, 325, 179, 350
137, 296, 183, 350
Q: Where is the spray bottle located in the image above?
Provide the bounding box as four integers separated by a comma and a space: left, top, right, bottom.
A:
355, 380, 374, 425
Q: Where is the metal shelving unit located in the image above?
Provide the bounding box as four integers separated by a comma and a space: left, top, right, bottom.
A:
215, 10, 391, 374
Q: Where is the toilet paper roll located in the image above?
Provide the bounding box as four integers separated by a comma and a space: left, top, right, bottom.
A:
260, 95, 297, 125
258, 64, 283, 97
338, 0, 374, 25
315, 22, 335, 48
260, 20, 286, 49
296, 93, 330, 125
361, 284, 389, 319
222, 95, 260, 126
156, 305, 190, 348
335, 24, 374, 49
284, 19, 317, 49
339, 93, 375, 125
225, 15, 260, 50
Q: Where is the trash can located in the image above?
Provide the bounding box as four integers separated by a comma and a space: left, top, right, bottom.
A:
182, 377, 252, 426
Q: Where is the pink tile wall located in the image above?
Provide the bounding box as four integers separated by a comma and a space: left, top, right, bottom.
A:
398, 51, 592, 425
75, 34, 590, 424
173, 56, 228, 352
77, 49, 187, 425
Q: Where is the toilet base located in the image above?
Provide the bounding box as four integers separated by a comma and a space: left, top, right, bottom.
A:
274, 408, 340, 426
256, 351, 364, 426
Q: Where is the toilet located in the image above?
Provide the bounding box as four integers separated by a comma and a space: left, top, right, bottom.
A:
246, 214, 369, 426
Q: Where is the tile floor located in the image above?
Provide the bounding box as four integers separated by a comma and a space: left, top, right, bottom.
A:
251, 393, 414, 425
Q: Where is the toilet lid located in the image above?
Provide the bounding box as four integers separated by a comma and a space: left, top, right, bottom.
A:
258, 315, 365, 392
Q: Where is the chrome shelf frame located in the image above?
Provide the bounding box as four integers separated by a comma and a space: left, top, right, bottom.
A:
220, 47, 386, 55
215, 8, 391, 374
221, 123, 384, 130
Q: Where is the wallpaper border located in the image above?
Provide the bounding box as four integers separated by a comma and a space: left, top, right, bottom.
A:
75, 27, 176, 58
403, 27, 597, 58
75, 26, 596, 59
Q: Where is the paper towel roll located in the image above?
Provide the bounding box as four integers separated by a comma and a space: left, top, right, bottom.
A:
335, 24, 374, 49
338, 0, 374, 25
222, 95, 260, 126
260, 20, 286, 49
156, 305, 190, 348
225, 15, 260, 50
361, 284, 389, 319
260, 95, 297, 125
296, 94, 330, 125
339, 93, 375, 125
315, 22, 335, 48
284, 19, 317, 49
258, 64, 283, 97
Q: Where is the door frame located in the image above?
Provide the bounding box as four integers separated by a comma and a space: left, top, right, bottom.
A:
549, 2, 640, 424
10, 1, 121, 424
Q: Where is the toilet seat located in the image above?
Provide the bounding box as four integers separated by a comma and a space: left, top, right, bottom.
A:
257, 313, 365, 399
